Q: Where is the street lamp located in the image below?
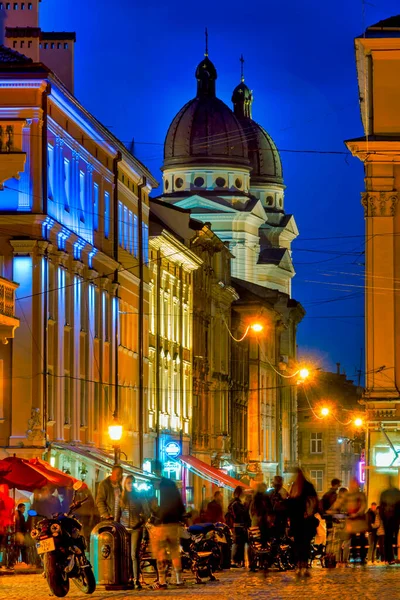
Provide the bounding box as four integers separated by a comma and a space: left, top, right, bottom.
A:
299, 368, 310, 380
354, 417, 363, 428
108, 418, 123, 465
321, 407, 330, 417
224, 320, 264, 342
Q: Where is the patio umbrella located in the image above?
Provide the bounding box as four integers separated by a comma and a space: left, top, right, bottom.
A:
28, 458, 87, 489
0, 456, 81, 492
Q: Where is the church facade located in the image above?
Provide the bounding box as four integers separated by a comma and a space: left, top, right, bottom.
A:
156, 48, 304, 487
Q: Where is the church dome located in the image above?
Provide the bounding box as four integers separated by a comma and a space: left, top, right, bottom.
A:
232, 78, 283, 185
163, 56, 249, 170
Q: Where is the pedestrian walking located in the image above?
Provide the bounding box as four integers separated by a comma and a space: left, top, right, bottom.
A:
206, 490, 224, 523
343, 478, 367, 564
249, 483, 272, 545
95, 465, 123, 521
267, 476, 289, 538
14, 503, 28, 565
379, 478, 400, 565
366, 502, 379, 563
321, 478, 341, 553
288, 468, 319, 578
118, 475, 145, 589
228, 486, 250, 568
150, 461, 185, 589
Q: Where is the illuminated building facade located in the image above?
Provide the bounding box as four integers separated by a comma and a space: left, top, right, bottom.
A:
156, 50, 304, 488
297, 366, 363, 494
346, 16, 400, 500
0, 2, 157, 493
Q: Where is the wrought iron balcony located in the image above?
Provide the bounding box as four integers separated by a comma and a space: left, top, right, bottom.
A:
0, 276, 19, 343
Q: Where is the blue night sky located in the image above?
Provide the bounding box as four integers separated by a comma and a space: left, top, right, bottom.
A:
41, 0, 400, 380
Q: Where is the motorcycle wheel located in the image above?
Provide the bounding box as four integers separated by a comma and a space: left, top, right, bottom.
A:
43, 552, 70, 598
72, 564, 96, 594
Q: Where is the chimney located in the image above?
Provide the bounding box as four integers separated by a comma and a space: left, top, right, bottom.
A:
336, 362, 340, 375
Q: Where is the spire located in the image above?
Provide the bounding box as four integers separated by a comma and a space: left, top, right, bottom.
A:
195, 29, 217, 97
232, 55, 253, 119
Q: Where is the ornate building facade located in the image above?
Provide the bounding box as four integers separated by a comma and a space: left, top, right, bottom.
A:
156, 49, 304, 488
346, 16, 400, 501
0, 1, 158, 494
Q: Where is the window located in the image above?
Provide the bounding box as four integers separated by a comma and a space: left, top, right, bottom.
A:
28, 40, 31, 48
13, 41, 16, 48
133, 215, 138, 256
63, 157, 70, 209
128, 211, 133, 254
93, 183, 99, 231
51, 43, 55, 49
79, 170, 85, 221
142, 223, 149, 265
104, 191, 110, 238
123, 206, 128, 249
64, 373, 71, 425
118, 202, 123, 246
44, 42, 48, 49
64, 43, 68, 49
13, 2, 17, 8
20, 41, 24, 48
47, 144, 54, 200
57, 42, 61, 49
28, 1, 32, 7
21, 2, 24, 8
6, 3, 10, 9
310, 470, 324, 494
310, 432, 322, 454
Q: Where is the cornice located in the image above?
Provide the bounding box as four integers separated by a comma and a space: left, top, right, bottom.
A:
10, 239, 37, 255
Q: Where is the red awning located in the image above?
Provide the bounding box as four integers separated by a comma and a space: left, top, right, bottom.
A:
177, 455, 249, 491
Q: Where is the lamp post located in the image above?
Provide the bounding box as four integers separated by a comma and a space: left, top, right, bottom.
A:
108, 419, 123, 465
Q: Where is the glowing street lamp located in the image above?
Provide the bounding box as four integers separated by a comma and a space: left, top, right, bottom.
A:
321, 407, 330, 417
299, 368, 310, 380
226, 321, 264, 342
108, 418, 123, 465
354, 417, 363, 428
249, 323, 263, 334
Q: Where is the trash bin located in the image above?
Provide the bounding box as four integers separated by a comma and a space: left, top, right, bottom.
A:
90, 520, 132, 589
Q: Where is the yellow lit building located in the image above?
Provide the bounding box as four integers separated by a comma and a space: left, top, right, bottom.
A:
346, 16, 400, 500
0, 1, 158, 494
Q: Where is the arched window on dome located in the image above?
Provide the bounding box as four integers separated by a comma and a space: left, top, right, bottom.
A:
266, 195, 274, 207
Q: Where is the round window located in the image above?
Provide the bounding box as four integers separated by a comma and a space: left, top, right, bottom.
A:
175, 177, 184, 189
266, 195, 274, 206
278, 198, 283, 207
235, 178, 242, 189
165, 179, 169, 191
194, 176, 205, 187
215, 177, 226, 187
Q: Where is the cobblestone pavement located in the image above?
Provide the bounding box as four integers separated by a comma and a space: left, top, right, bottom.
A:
0, 565, 399, 600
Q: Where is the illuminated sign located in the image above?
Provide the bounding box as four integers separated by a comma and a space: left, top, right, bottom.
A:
164, 441, 181, 458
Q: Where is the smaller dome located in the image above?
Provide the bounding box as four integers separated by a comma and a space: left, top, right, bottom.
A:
232, 81, 253, 119
244, 119, 283, 185
195, 56, 217, 98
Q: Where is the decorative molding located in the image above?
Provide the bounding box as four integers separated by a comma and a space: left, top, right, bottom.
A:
361, 191, 399, 217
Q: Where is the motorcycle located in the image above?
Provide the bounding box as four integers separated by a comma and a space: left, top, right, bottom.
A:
29, 481, 96, 598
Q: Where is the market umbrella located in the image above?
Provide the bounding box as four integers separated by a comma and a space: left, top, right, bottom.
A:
28, 458, 87, 489
0, 456, 50, 491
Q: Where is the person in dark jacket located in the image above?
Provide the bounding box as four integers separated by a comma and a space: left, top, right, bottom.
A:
150, 462, 185, 589
206, 491, 224, 523
366, 502, 378, 563
228, 485, 250, 567
288, 469, 319, 578
118, 475, 145, 589
14, 503, 28, 564
379, 479, 400, 565
95, 465, 123, 520
249, 483, 272, 545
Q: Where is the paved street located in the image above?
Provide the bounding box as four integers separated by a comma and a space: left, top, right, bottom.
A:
0, 565, 399, 600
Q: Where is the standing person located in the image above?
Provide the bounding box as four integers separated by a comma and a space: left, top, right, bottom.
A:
375, 506, 385, 563
206, 490, 224, 523
249, 483, 272, 545
366, 502, 379, 563
321, 478, 341, 549
14, 503, 28, 565
95, 465, 123, 521
228, 486, 250, 568
343, 478, 367, 564
150, 461, 185, 590
288, 468, 319, 577
267, 476, 289, 538
379, 479, 400, 565
118, 475, 145, 589
327, 487, 349, 565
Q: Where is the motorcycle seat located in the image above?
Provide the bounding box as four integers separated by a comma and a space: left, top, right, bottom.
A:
196, 551, 213, 558
188, 523, 215, 535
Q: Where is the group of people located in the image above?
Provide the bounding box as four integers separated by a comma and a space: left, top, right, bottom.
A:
96, 462, 186, 590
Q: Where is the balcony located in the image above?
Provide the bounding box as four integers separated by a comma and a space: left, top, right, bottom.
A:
0, 277, 19, 343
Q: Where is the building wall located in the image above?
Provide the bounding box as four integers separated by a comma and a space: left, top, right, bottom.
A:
346, 28, 400, 501
0, 73, 156, 491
